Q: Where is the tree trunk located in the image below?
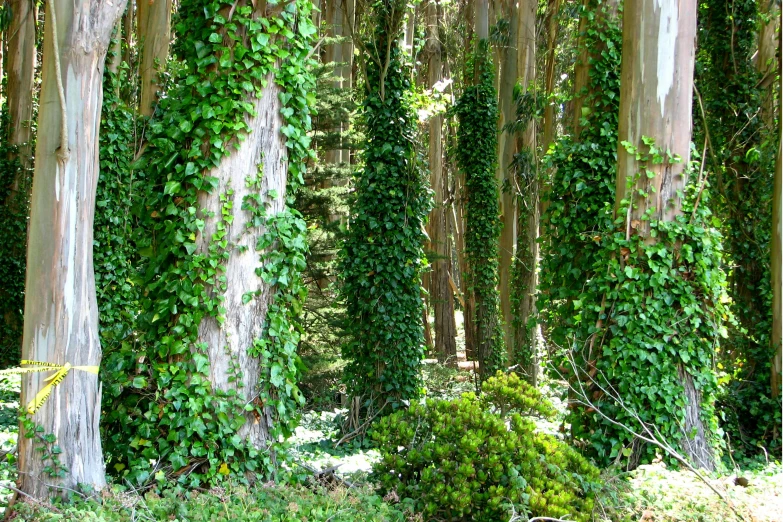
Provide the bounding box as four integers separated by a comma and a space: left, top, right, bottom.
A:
122, 0, 135, 88
194, 79, 286, 449
615, 0, 714, 470
427, 0, 456, 365
137, 0, 172, 116
756, 0, 780, 130
19, 0, 126, 499
513, 0, 538, 381
541, 0, 560, 151
771, 32, 782, 400
497, 0, 521, 357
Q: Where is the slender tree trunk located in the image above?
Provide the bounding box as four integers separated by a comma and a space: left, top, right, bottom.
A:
513, 0, 538, 381
771, 31, 782, 400
616, 0, 714, 470
109, 18, 123, 75
497, 0, 521, 356
757, 0, 780, 130
19, 0, 126, 499
122, 0, 135, 89
541, 0, 560, 151
137, 0, 172, 116
427, 0, 456, 365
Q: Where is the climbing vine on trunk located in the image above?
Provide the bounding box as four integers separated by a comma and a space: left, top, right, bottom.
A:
338, 0, 430, 411
454, 40, 505, 380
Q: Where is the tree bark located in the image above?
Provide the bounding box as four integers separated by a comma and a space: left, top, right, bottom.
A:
541, 0, 560, 151
19, 0, 126, 499
615, 0, 714, 470
497, 0, 521, 357
771, 30, 782, 400
194, 79, 286, 449
427, 0, 457, 365
137, 0, 172, 116
514, 0, 538, 382
756, 0, 780, 130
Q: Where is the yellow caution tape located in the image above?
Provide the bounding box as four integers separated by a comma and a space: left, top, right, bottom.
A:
0, 360, 99, 414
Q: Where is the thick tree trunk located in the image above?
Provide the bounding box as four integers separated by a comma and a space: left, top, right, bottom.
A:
615, 0, 714, 470
194, 79, 285, 448
497, 0, 521, 356
137, 0, 172, 116
19, 0, 126, 499
427, 0, 457, 365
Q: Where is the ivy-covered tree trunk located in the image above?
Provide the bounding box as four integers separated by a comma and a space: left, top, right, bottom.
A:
456, 29, 504, 380
0, 0, 37, 365
102, 0, 314, 484
427, 0, 457, 365
616, 0, 715, 470
541, 0, 560, 153
339, 0, 428, 412
137, 0, 172, 116
19, 0, 126, 498
772, 33, 782, 399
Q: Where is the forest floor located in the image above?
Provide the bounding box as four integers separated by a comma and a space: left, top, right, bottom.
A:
0, 367, 781, 521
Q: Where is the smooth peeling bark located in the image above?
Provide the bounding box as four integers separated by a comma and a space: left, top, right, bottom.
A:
137, 0, 172, 116
19, 0, 126, 498
615, 0, 715, 469
427, 0, 457, 364
615, 0, 697, 234
194, 78, 286, 448
772, 32, 782, 399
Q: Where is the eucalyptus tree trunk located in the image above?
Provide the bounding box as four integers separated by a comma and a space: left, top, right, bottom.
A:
192, 3, 297, 450
427, 0, 457, 365
771, 34, 783, 400
615, 0, 714, 469
19, 0, 126, 499
757, 0, 780, 130
541, 0, 560, 151
137, 0, 172, 116
513, 0, 538, 382
497, 0, 521, 356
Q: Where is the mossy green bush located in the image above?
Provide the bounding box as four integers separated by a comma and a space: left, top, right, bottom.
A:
371, 372, 599, 521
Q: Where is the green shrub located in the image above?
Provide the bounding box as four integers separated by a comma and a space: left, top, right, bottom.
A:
371, 372, 599, 521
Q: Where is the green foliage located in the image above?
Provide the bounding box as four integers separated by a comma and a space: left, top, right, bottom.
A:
94, 65, 142, 358
101, 0, 316, 486
695, 0, 781, 460
453, 41, 505, 379
567, 143, 729, 466
338, 0, 430, 408
538, 0, 621, 354
11, 483, 411, 522
371, 372, 600, 521
0, 113, 33, 369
